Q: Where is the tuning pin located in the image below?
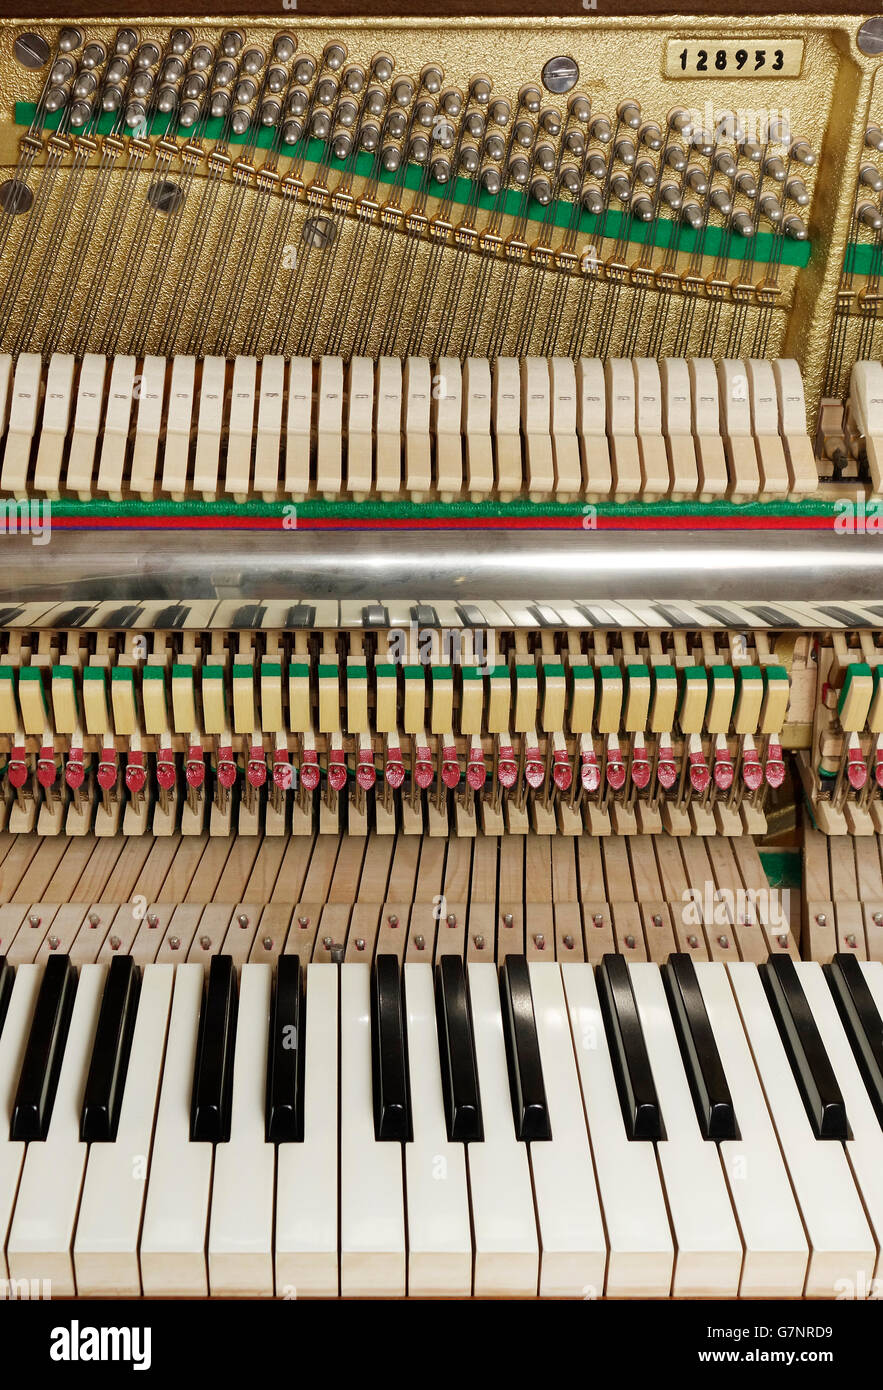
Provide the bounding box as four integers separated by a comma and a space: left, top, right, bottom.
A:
385, 742, 405, 789
65, 747, 85, 790
580, 734, 600, 792
97, 747, 118, 792
740, 734, 763, 792
605, 734, 626, 791
467, 737, 487, 790
186, 744, 205, 790
765, 734, 786, 789
356, 741, 376, 790
125, 750, 146, 795
630, 732, 650, 789
656, 732, 677, 790
687, 738, 710, 794
247, 744, 267, 789
847, 731, 867, 791
414, 743, 434, 790
713, 733, 734, 791
300, 747, 320, 792
36, 745, 57, 789
327, 747, 348, 792
497, 741, 517, 789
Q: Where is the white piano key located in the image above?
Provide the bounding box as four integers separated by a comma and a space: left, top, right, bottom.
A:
96, 354, 136, 497
0, 966, 40, 1279
161, 354, 196, 497
34, 352, 75, 493
694, 962, 808, 1296
253, 354, 285, 497
403, 963, 472, 1296
129, 354, 166, 499
727, 962, 876, 1295
340, 963, 406, 1296
208, 963, 275, 1295
225, 355, 257, 499
66, 353, 107, 498
797, 962, 883, 1281
629, 962, 743, 1295
73, 963, 174, 1295
7, 963, 106, 1294
1, 352, 42, 494
139, 964, 212, 1296
528, 963, 607, 1297
275, 963, 338, 1298
562, 962, 674, 1296
466, 962, 538, 1296
193, 355, 226, 498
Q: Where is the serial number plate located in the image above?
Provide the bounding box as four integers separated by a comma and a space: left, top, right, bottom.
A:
665, 39, 803, 78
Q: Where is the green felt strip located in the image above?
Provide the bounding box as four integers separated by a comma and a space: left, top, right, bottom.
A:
43, 496, 846, 520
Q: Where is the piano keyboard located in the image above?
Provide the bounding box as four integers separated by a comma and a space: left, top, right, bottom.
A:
0, 351, 823, 504
2, 946, 882, 1297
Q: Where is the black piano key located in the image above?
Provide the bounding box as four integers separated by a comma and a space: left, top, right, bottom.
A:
575, 602, 615, 628
362, 603, 389, 629
825, 953, 883, 1130
190, 954, 238, 1144
80, 955, 141, 1143
231, 603, 267, 630
499, 955, 552, 1142
10, 953, 77, 1141
0, 957, 14, 1042
653, 603, 698, 630
154, 603, 191, 630
53, 603, 98, 629
596, 954, 663, 1141
662, 953, 738, 1141
814, 605, 863, 629
101, 603, 145, 631
266, 955, 304, 1143
411, 603, 439, 628
286, 603, 317, 630
435, 955, 482, 1143
761, 954, 848, 1140
455, 603, 486, 628
745, 604, 798, 629
371, 954, 411, 1142
529, 604, 561, 629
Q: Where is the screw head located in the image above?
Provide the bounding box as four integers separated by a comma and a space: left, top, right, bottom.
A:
687, 934, 699, 948
414, 934, 425, 950
652, 913, 662, 928
28, 914, 41, 928
593, 913, 604, 927
262, 936, 273, 950
169, 935, 180, 951
147, 912, 159, 928
322, 935, 332, 949
563, 934, 574, 950
110, 935, 121, 950
89, 912, 100, 927
299, 916, 310, 928
446, 914, 456, 928
48, 934, 59, 950
199, 934, 211, 950
535, 934, 546, 950
388, 914, 399, 928
874, 913, 883, 926
858, 17, 883, 54
474, 934, 485, 951
355, 937, 366, 951
238, 913, 249, 928
816, 913, 827, 926
541, 55, 579, 94
625, 934, 636, 949
718, 934, 730, 949
14, 33, 51, 68
503, 912, 513, 927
